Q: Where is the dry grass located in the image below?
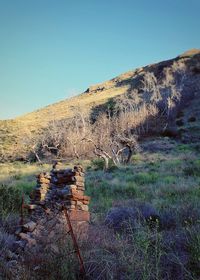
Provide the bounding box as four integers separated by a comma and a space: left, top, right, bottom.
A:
1, 48, 200, 160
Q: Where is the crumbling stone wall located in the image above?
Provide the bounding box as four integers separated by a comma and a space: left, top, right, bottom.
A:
16, 163, 90, 249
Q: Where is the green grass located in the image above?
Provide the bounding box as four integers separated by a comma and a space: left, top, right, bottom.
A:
0, 162, 51, 216
0, 142, 200, 279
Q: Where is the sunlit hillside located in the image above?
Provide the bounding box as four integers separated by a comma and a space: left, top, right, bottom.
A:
0, 49, 200, 160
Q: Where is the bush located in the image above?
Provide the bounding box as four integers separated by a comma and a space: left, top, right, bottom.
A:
91, 158, 105, 170
105, 203, 160, 232
176, 144, 193, 152
131, 154, 142, 163
184, 160, 200, 177
0, 185, 22, 215
187, 225, 200, 277
133, 172, 159, 185
162, 175, 177, 185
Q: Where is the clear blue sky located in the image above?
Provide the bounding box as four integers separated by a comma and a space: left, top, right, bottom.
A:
0, 0, 199, 119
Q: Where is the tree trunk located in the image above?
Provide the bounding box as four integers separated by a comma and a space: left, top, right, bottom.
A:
101, 155, 109, 171
33, 151, 42, 163
73, 145, 80, 159
125, 147, 133, 164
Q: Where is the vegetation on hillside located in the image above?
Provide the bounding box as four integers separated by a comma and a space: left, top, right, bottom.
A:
0, 50, 200, 279
0, 50, 200, 163
0, 138, 200, 279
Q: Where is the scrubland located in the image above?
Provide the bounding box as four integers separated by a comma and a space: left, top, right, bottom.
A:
0, 138, 200, 279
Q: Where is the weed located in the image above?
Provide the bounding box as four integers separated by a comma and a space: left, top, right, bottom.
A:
90, 158, 105, 170
0, 185, 22, 215
187, 225, 200, 278
184, 159, 200, 177
162, 175, 177, 184
176, 144, 193, 152
131, 153, 142, 163
133, 172, 159, 185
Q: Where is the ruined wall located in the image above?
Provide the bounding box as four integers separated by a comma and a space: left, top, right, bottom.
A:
16, 163, 90, 248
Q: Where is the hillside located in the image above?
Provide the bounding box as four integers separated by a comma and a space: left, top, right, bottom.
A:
1, 49, 200, 279
0, 49, 200, 161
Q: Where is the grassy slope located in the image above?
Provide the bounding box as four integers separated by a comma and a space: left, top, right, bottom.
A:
1, 49, 200, 157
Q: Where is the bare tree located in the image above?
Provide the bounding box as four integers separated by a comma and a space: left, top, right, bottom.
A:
163, 61, 186, 118
40, 120, 65, 156
19, 129, 42, 162
141, 72, 162, 104
140, 62, 187, 129
82, 105, 151, 170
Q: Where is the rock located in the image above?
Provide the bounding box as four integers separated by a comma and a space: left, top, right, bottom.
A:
69, 210, 90, 221
13, 240, 26, 250
48, 231, 55, 239
18, 233, 36, 246
58, 189, 71, 198
37, 178, 50, 184
78, 205, 89, 211
23, 204, 38, 210
66, 184, 77, 190
16, 163, 90, 248
15, 227, 22, 235
76, 182, 85, 187
50, 244, 59, 254
44, 208, 51, 214
74, 176, 85, 183
65, 200, 76, 206
23, 221, 37, 232
74, 165, 84, 172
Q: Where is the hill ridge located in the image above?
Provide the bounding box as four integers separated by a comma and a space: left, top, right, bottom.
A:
3, 48, 199, 123
1, 48, 200, 161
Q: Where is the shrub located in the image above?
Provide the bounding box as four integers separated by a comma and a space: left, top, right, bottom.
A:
176, 144, 193, 152
184, 160, 200, 177
160, 208, 177, 230
187, 225, 200, 277
105, 203, 160, 233
162, 175, 177, 184
133, 172, 159, 185
91, 158, 105, 170
131, 154, 142, 163
112, 182, 137, 197
0, 185, 22, 215
0, 230, 16, 251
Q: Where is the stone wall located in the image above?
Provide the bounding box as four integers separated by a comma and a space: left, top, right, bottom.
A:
16, 163, 90, 249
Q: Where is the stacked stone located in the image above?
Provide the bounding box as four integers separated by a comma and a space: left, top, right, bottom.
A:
30, 172, 51, 203
50, 164, 90, 222
16, 163, 90, 248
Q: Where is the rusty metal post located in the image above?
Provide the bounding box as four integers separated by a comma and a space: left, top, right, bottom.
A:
63, 206, 86, 278
20, 193, 24, 226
